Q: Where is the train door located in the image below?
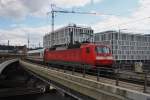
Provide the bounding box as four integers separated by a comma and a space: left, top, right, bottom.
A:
84, 46, 93, 65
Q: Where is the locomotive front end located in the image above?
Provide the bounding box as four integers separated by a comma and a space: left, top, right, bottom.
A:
95, 45, 114, 67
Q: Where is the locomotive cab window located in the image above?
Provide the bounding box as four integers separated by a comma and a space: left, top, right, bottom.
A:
86, 47, 90, 53
96, 46, 110, 54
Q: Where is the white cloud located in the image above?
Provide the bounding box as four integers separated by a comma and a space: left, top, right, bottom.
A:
93, 0, 150, 34
93, 16, 129, 32
53, 0, 101, 8
0, 26, 49, 46
0, 0, 27, 19
1, 0, 150, 46
133, 0, 150, 18
0, 24, 64, 46
0, 0, 102, 19
0, 0, 103, 46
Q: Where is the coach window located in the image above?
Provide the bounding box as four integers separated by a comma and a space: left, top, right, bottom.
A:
86, 47, 90, 54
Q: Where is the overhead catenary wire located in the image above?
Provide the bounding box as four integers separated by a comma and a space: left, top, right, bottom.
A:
48, 4, 150, 36
48, 4, 114, 46
98, 16, 150, 32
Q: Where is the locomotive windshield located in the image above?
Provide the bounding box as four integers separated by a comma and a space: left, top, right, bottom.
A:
96, 46, 110, 54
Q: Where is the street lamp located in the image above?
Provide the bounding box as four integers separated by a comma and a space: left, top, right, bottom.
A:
118, 28, 127, 40
117, 28, 127, 68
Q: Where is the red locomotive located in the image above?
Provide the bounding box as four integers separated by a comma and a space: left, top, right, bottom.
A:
44, 43, 113, 69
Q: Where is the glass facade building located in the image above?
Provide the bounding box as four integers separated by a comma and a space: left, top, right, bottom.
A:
94, 31, 150, 63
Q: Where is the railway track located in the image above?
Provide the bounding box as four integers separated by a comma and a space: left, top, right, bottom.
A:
25, 58, 150, 93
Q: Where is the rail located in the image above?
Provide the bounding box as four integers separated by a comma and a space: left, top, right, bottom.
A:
25, 59, 150, 93
52, 65, 150, 93
20, 60, 150, 100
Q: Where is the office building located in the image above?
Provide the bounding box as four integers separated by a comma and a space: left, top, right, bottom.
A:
94, 31, 150, 63
43, 24, 94, 48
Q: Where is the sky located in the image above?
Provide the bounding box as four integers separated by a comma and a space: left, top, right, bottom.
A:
0, 0, 150, 47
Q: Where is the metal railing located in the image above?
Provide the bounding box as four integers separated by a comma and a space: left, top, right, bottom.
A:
25, 59, 150, 93
46, 63, 150, 93
0, 57, 16, 64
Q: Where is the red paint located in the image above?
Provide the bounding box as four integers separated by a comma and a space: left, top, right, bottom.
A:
44, 43, 114, 69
